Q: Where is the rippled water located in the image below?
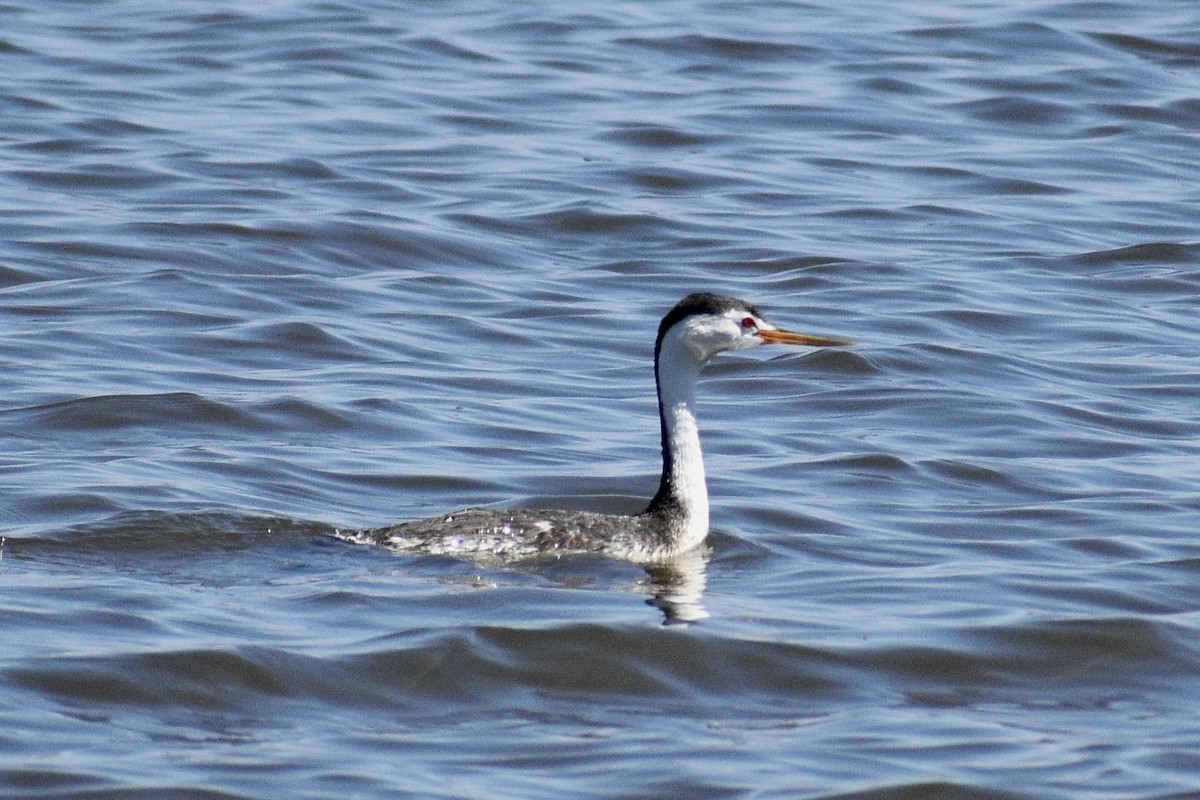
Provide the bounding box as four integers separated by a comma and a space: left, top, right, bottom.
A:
2, 1, 1199, 798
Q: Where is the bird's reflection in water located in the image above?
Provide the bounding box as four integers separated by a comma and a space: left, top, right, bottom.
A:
640, 544, 710, 625
421, 543, 712, 625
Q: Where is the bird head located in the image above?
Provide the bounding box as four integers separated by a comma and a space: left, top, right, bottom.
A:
656, 292, 851, 366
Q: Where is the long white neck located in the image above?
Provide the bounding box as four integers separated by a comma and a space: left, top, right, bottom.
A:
646, 328, 709, 551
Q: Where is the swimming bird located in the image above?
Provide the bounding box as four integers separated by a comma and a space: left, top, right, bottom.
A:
336, 292, 850, 562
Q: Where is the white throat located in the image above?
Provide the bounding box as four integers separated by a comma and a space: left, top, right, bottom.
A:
654, 325, 711, 551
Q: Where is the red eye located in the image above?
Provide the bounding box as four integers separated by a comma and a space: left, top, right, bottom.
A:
741, 316, 757, 329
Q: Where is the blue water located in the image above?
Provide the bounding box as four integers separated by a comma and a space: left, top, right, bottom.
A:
2, 2, 1199, 798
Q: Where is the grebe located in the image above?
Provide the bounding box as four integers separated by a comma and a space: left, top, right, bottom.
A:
336, 292, 850, 562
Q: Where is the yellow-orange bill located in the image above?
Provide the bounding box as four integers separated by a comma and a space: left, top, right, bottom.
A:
757, 328, 853, 347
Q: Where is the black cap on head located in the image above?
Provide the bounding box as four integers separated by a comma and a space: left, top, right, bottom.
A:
656, 292, 761, 350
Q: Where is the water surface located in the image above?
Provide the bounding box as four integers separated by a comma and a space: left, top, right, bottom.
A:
2, 2, 1199, 798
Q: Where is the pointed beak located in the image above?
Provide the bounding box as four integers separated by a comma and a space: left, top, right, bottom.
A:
756, 327, 853, 347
